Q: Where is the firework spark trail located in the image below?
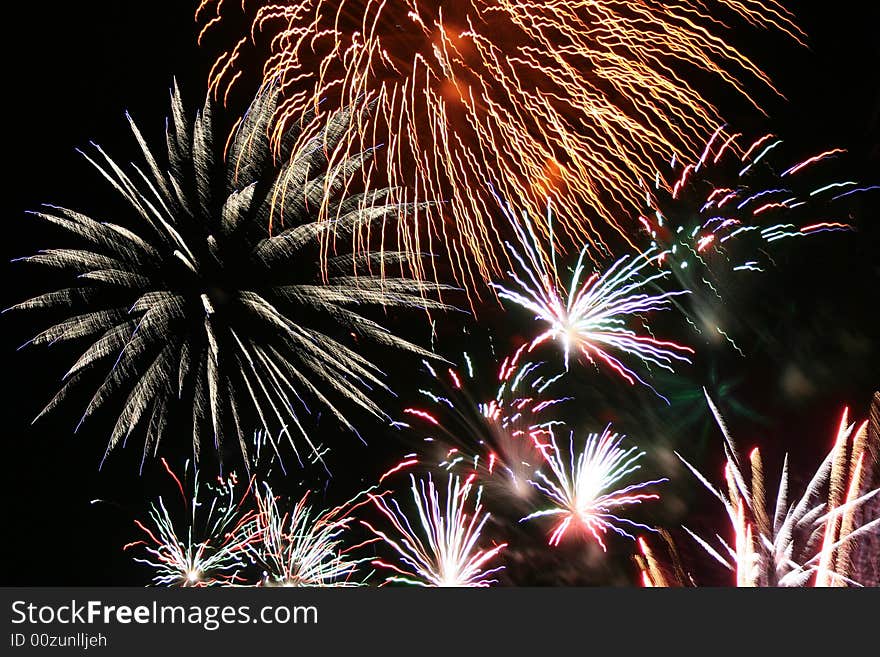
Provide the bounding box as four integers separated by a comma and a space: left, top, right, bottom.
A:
9, 84, 456, 471
636, 129, 874, 346
402, 353, 571, 503
247, 484, 377, 586
522, 425, 666, 549
126, 462, 260, 587
129, 457, 431, 587
197, 0, 805, 293
653, 391, 880, 587
642, 128, 863, 262
492, 202, 693, 401
362, 474, 507, 586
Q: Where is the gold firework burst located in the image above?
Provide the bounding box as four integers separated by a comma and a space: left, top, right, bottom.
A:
197, 0, 805, 296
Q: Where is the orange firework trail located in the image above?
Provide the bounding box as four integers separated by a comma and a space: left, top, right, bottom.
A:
197, 0, 805, 294
638, 392, 880, 587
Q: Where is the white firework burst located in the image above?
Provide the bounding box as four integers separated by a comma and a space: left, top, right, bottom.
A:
492, 202, 693, 400
10, 83, 453, 470
674, 391, 880, 587
522, 424, 666, 549
362, 474, 507, 586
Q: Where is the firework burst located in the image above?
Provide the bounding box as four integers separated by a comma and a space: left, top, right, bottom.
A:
640, 392, 880, 587
522, 425, 666, 549
248, 484, 375, 586
401, 349, 570, 503
125, 460, 259, 586
362, 474, 507, 586
197, 0, 805, 291
637, 127, 872, 349
492, 203, 693, 400
9, 84, 453, 470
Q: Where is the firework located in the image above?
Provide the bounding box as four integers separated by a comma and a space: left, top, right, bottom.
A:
401, 349, 570, 503
197, 0, 804, 291
248, 484, 375, 586
125, 460, 259, 586
9, 84, 453, 470
522, 425, 666, 549
362, 474, 507, 586
637, 128, 872, 349
641, 391, 880, 586
851, 391, 880, 586
493, 203, 693, 400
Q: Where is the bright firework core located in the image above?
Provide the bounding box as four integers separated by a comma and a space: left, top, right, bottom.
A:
523, 425, 666, 549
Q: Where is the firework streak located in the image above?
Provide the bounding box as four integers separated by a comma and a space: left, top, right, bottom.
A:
197, 0, 805, 293
128, 462, 389, 586
522, 425, 666, 549
401, 352, 570, 502
9, 85, 454, 470
637, 392, 880, 586
246, 484, 377, 586
125, 461, 260, 586
362, 474, 507, 586
493, 202, 693, 401
637, 127, 874, 347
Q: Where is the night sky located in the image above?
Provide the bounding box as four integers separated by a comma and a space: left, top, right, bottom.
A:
1, 2, 878, 586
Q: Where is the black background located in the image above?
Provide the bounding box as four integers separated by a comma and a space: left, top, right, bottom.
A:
1, 2, 878, 586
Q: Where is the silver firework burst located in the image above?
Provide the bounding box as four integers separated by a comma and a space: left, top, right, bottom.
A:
10, 83, 453, 470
